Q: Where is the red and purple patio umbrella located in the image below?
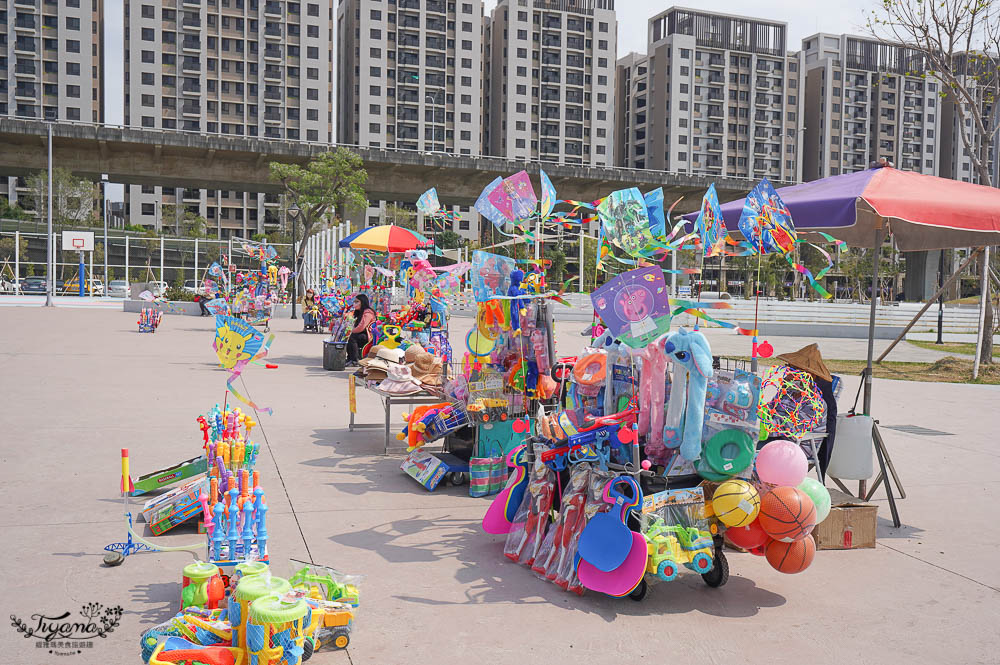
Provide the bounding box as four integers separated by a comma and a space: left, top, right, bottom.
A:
686, 165, 1000, 250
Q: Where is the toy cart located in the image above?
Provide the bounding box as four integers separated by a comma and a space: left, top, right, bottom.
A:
422, 402, 469, 443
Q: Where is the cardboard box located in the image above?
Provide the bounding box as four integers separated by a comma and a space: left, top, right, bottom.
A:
141, 476, 208, 535
813, 488, 878, 550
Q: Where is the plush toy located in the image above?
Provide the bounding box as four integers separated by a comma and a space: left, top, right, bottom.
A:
661, 329, 714, 462
638, 335, 671, 456
507, 269, 527, 333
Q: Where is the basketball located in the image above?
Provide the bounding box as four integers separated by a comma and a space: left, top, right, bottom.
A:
758, 487, 817, 542
724, 519, 769, 550
712, 480, 761, 527
765, 535, 816, 573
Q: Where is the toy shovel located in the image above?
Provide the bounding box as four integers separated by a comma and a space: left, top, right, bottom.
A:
577, 476, 641, 572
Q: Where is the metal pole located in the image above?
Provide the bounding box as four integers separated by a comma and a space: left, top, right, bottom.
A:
14, 230, 19, 293
160, 236, 165, 285
534, 217, 541, 260
194, 237, 199, 284
671, 249, 678, 297
45, 122, 53, 306
125, 235, 130, 288
863, 224, 884, 416
291, 212, 297, 319
102, 184, 108, 292
936, 249, 945, 344
973, 245, 991, 380
578, 224, 585, 293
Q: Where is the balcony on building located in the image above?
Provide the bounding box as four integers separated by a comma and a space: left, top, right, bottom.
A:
181, 13, 201, 30
263, 46, 282, 60
183, 189, 201, 202
708, 55, 725, 68
14, 83, 38, 100
181, 79, 201, 95
264, 1, 282, 17
14, 14, 38, 32
182, 57, 200, 73
182, 101, 201, 116
14, 37, 37, 54
14, 60, 38, 77
182, 36, 201, 52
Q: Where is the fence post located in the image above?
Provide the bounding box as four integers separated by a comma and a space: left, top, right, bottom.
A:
14, 230, 19, 291
194, 237, 199, 282
125, 235, 130, 286
160, 236, 165, 285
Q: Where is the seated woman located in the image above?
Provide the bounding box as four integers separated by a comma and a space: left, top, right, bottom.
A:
346, 293, 376, 365
301, 288, 319, 331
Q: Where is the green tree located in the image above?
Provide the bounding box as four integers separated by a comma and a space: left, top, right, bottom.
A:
0, 198, 29, 220
867, 0, 999, 363
270, 149, 368, 289
546, 245, 568, 284
26, 167, 96, 227
384, 203, 417, 231
435, 230, 463, 250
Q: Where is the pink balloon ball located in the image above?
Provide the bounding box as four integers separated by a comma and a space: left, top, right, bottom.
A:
756, 439, 808, 487
641, 460, 652, 471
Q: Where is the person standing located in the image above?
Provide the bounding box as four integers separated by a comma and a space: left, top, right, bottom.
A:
346, 293, 376, 365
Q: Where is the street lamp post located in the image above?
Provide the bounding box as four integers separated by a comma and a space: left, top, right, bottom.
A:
45, 118, 53, 307
289, 203, 300, 319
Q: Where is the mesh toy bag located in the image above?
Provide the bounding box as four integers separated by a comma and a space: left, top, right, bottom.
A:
503, 447, 556, 567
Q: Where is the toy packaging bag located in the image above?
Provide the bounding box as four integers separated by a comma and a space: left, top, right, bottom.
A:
532, 462, 593, 590
503, 449, 556, 567
639, 487, 715, 579
471, 250, 516, 303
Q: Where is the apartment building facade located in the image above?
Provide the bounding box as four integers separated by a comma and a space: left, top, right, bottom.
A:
619, 8, 802, 183
801, 33, 942, 181
613, 50, 647, 168
1, 0, 103, 207
337, 0, 484, 242
485, 0, 616, 167
123, 0, 334, 237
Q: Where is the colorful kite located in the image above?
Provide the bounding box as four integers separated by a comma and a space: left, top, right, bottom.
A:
590, 266, 672, 348
539, 169, 557, 219
213, 315, 274, 415
487, 171, 537, 224
737, 177, 796, 255
597, 188, 655, 257
695, 184, 726, 257
475, 177, 510, 231
416, 188, 442, 216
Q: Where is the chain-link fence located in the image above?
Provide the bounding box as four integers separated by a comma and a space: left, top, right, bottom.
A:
0, 228, 293, 293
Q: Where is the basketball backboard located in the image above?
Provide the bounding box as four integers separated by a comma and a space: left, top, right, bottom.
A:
62, 231, 95, 252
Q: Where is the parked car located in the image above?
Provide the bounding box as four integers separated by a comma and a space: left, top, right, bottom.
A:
183, 279, 205, 296
62, 277, 104, 296
698, 291, 732, 300
22, 277, 47, 294
108, 280, 131, 298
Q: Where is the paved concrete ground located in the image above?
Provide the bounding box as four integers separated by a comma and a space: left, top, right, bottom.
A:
1, 307, 998, 665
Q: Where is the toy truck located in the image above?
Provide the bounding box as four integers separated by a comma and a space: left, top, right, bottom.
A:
644, 519, 714, 581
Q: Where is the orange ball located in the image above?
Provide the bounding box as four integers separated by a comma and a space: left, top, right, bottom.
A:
765, 535, 816, 574
758, 486, 817, 542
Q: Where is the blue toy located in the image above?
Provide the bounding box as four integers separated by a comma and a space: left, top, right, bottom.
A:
662, 329, 714, 462
507, 269, 527, 332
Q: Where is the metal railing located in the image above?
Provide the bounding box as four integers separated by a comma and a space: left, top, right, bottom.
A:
0, 118, 802, 186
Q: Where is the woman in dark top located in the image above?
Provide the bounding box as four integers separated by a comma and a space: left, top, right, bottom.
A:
346, 293, 376, 365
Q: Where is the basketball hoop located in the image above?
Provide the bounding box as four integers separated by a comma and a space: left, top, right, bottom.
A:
72, 238, 85, 250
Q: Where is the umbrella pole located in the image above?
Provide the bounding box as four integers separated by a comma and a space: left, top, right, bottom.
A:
863, 224, 883, 416
973, 246, 991, 381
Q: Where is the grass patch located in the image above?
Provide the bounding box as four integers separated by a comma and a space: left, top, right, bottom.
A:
744, 355, 1000, 384
908, 340, 980, 356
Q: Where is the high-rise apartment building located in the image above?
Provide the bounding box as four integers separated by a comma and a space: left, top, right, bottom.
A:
1, 0, 104, 206
613, 51, 648, 167
337, 0, 484, 241
620, 8, 802, 183
485, 0, 616, 166
801, 34, 942, 180
937, 53, 999, 186
123, 0, 334, 236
